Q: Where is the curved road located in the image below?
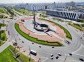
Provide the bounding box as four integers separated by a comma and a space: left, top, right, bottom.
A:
1, 13, 84, 62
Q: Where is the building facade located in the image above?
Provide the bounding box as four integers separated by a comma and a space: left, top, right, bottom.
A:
46, 9, 84, 20
14, 2, 84, 21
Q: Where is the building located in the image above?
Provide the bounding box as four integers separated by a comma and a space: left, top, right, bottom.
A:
14, 2, 84, 21
14, 2, 66, 11
15, 3, 54, 11
46, 9, 84, 20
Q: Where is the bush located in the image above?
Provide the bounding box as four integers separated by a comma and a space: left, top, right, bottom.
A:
68, 22, 84, 31
0, 30, 7, 41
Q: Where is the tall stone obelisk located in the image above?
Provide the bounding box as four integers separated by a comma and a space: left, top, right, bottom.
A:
33, 7, 38, 28
33, 8, 35, 23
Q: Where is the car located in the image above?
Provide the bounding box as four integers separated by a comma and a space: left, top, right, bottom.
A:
22, 41, 24, 43
58, 53, 61, 56
50, 57, 53, 60
52, 46, 54, 48
56, 56, 59, 59
32, 42, 34, 44
51, 54, 53, 57
30, 50, 37, 56
79, 58, 84, 61
39, 46, 41, 48
69, 53, 72, 56
50, 54, 54, 60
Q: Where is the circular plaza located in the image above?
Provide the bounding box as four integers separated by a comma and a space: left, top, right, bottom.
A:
15, 16, 68, 46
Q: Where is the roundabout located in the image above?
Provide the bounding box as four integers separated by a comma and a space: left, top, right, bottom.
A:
0, 5, 84, 62
15, 14, 69, 46
7, 14, 83, 62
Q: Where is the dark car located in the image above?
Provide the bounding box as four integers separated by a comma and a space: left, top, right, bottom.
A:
51, 54, 53, 57
79, 58, 84, 61
58, 53, 61, 56
69, 53, 72, 56
56, 56, 59, 59
50, 57, 53, 60
30, 50, 37, 56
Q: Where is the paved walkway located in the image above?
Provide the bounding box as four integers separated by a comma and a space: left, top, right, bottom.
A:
0, 40, 10, 53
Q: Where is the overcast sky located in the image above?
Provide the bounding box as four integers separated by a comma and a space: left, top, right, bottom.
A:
0, 0, 84, 3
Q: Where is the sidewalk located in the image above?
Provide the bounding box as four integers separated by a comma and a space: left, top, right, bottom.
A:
0, 41, 10, 53
10, 40, 40, 62
0, 24, 10, 53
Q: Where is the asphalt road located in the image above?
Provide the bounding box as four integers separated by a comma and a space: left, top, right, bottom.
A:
1, 13, 84, 62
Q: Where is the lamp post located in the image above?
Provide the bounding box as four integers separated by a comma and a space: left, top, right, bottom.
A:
12, 36, 21, 59
0, 25, 2, 46
64, 56, 67, 62
12, 32, 18, 54
28, 46, 31, 62
33, 7, 36, 25
64, 54, 69, 62
80, 24, 84, 40
64, 53, 73, 62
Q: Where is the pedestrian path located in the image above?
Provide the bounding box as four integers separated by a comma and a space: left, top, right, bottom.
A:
0, 41, 10, 53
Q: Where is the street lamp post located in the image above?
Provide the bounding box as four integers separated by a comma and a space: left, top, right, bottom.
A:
64, 54, 69, 62
28, 46, 31, 62
12, 32, 18, 53
12, 36, 21, 59
0, 26, 2, 46
81, 24, 84, 39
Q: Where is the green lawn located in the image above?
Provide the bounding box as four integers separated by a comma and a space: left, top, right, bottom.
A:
15, 23, 63, 46
39, 14, 47, 18
0, 8, 6, 13
0, 23, 6, 27
0, 45, 34, 62
51, 21, 72, 39
39, 18, 72, 40
0, 7, 9, 14
0, 7, 10, 18
52, 17, 64, 22
0, 46, 18, 62
16, 9, 32, 16
0, 30, 7, 46
0, 30, 7, 41
78, 19, 84, 23
68, 22, 84, 31
54, 23, 72, 39
0, 23, 7, 46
